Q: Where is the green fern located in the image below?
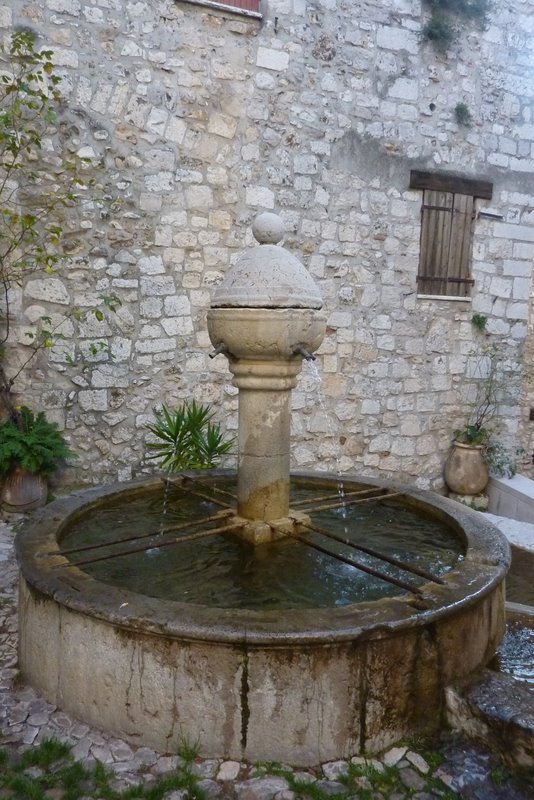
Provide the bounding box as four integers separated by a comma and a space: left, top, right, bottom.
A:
0, 406, 73, 476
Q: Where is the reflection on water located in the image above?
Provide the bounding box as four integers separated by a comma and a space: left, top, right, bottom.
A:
492, 620, 534, 688
506, 548, 534, 606
60, 478, 463, 610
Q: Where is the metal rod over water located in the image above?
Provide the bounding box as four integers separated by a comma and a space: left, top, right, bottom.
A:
56, 480, 442, 594
57, 520, 245, 569
56, 509, 234, 556
279, 528, 424, 595
294, 518, 445, 585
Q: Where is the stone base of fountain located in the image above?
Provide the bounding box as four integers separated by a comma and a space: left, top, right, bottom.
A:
232, 510, 312, 544
16, 473, 510, 766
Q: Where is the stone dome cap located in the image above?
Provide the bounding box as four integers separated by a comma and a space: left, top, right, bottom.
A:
210, 213, 323, 309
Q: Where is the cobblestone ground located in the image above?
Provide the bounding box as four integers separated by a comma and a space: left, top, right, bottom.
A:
1, 521, 532, 799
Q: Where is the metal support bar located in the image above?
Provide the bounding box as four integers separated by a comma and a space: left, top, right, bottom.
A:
57, 521, 245, 569
161, 477, 233, 509
277, 527, 422, 595
173, 473, 239, 503
290, 487, 383, 508
298, 491, 402, 514
56, 510, 234, 556
297, 519, 445, 585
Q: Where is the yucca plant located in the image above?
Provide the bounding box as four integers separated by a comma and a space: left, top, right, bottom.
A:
0, 406, 73, 476
146, 400, 234, 472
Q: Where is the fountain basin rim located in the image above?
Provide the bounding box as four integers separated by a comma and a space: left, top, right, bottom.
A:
16, 471, 510, 647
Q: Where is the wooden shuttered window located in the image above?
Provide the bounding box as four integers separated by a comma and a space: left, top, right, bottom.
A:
409, 170, 493, 299
180, 0, 261, 16
225, 0, 260, 11
417, 190, 474, 297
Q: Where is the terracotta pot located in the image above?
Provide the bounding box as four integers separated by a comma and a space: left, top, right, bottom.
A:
444, 441, 489, 495
1, 466, 48, 512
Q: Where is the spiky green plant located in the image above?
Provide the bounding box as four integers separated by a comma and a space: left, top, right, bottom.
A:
0, 406, 73, 475
146, 400, 234, 472
455, 101, 473, 126
422, 12, 456, 52
427, 0, 489, 19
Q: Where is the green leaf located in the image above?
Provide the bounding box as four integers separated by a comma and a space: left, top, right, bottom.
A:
146, 402, 234, 472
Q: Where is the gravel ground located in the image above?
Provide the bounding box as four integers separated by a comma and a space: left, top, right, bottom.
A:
1, 520, 532, 799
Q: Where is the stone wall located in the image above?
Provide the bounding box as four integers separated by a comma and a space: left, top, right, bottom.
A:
3, 0, 534, 489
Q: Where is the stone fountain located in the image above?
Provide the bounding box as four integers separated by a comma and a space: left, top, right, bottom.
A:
16, 215, 509, 765
207, 212, 326, 542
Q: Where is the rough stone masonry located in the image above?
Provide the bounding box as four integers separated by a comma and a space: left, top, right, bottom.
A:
2, 0, 534, 489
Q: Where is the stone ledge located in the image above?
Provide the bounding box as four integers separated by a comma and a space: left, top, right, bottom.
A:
446, 670, 534, 769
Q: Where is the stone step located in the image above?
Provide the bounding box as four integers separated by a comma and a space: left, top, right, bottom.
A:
446, 670, 534, 768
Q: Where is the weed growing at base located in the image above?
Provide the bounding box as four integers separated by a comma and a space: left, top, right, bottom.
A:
0, 737, 207, 800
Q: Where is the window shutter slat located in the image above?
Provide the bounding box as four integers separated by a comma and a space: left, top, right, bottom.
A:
419, 190, 453, 295
446, 194, 474, 297
417, 189, 475, 298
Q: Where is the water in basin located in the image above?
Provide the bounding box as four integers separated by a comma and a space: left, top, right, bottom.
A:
60, 477, 463, 610
491, 619, 534, 688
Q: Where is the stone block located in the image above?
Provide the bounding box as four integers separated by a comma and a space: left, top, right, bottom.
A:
185, 185, 213, 210
161, 317, 193, 335
0, 5, 12, 25
511, 277, 531, 299
256, 47, 290, 71
377, 25, 418, 54
78, 390, 108, 411
488, 276, 512, 297
166, 117, 187, 144
135, 338, 176, 354
138, 255, 165, 275
25, 279, 69, 305
140, 276, 176, 296
145, 171, 174, 192
245, 186, 275, 208
388, 77, 418, 101
208, 114, 238, 139
494, 222, 534, 242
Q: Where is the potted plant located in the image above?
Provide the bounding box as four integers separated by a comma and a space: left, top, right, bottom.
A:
0, 406, 73, 511
444, 342, 522, 496
444, 422, 491, 496
146, 400, 234, 472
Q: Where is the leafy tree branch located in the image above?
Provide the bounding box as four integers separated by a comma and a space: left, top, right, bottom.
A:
0, 29, 120, 423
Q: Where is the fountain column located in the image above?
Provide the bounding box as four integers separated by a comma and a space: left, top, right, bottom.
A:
231, 341, 305, 521
207, 213, 326, 542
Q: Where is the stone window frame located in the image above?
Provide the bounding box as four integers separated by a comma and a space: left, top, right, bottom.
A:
178, 0, 262, 18
410, 170, 493, 301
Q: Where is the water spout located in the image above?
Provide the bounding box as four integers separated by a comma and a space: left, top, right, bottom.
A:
293, 346, 316, 361
209, 342, 228, 359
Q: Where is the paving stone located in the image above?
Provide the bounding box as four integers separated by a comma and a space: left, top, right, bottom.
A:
217, 760, 242, 781
133, 746, 158, 766
322, 760, 349, 780
109, 738, 135, 761
382, 746, 408, 767
235, 777, 289, 800
406, 751, 430, 774
0, 520, 532, 800
91, 744, 114, 764
292, 771, 316, 784
153, 754, 183, 774
192, 758, 219, 778
71, 737, 92, 760
398, 766, 426, 792
198, 778, 224, 799
313, 780, 347, 795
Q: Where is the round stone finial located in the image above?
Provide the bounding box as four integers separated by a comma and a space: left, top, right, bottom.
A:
252, 212, 285, 245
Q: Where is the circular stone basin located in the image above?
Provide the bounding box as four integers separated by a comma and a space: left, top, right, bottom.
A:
16, 472, 510, 766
